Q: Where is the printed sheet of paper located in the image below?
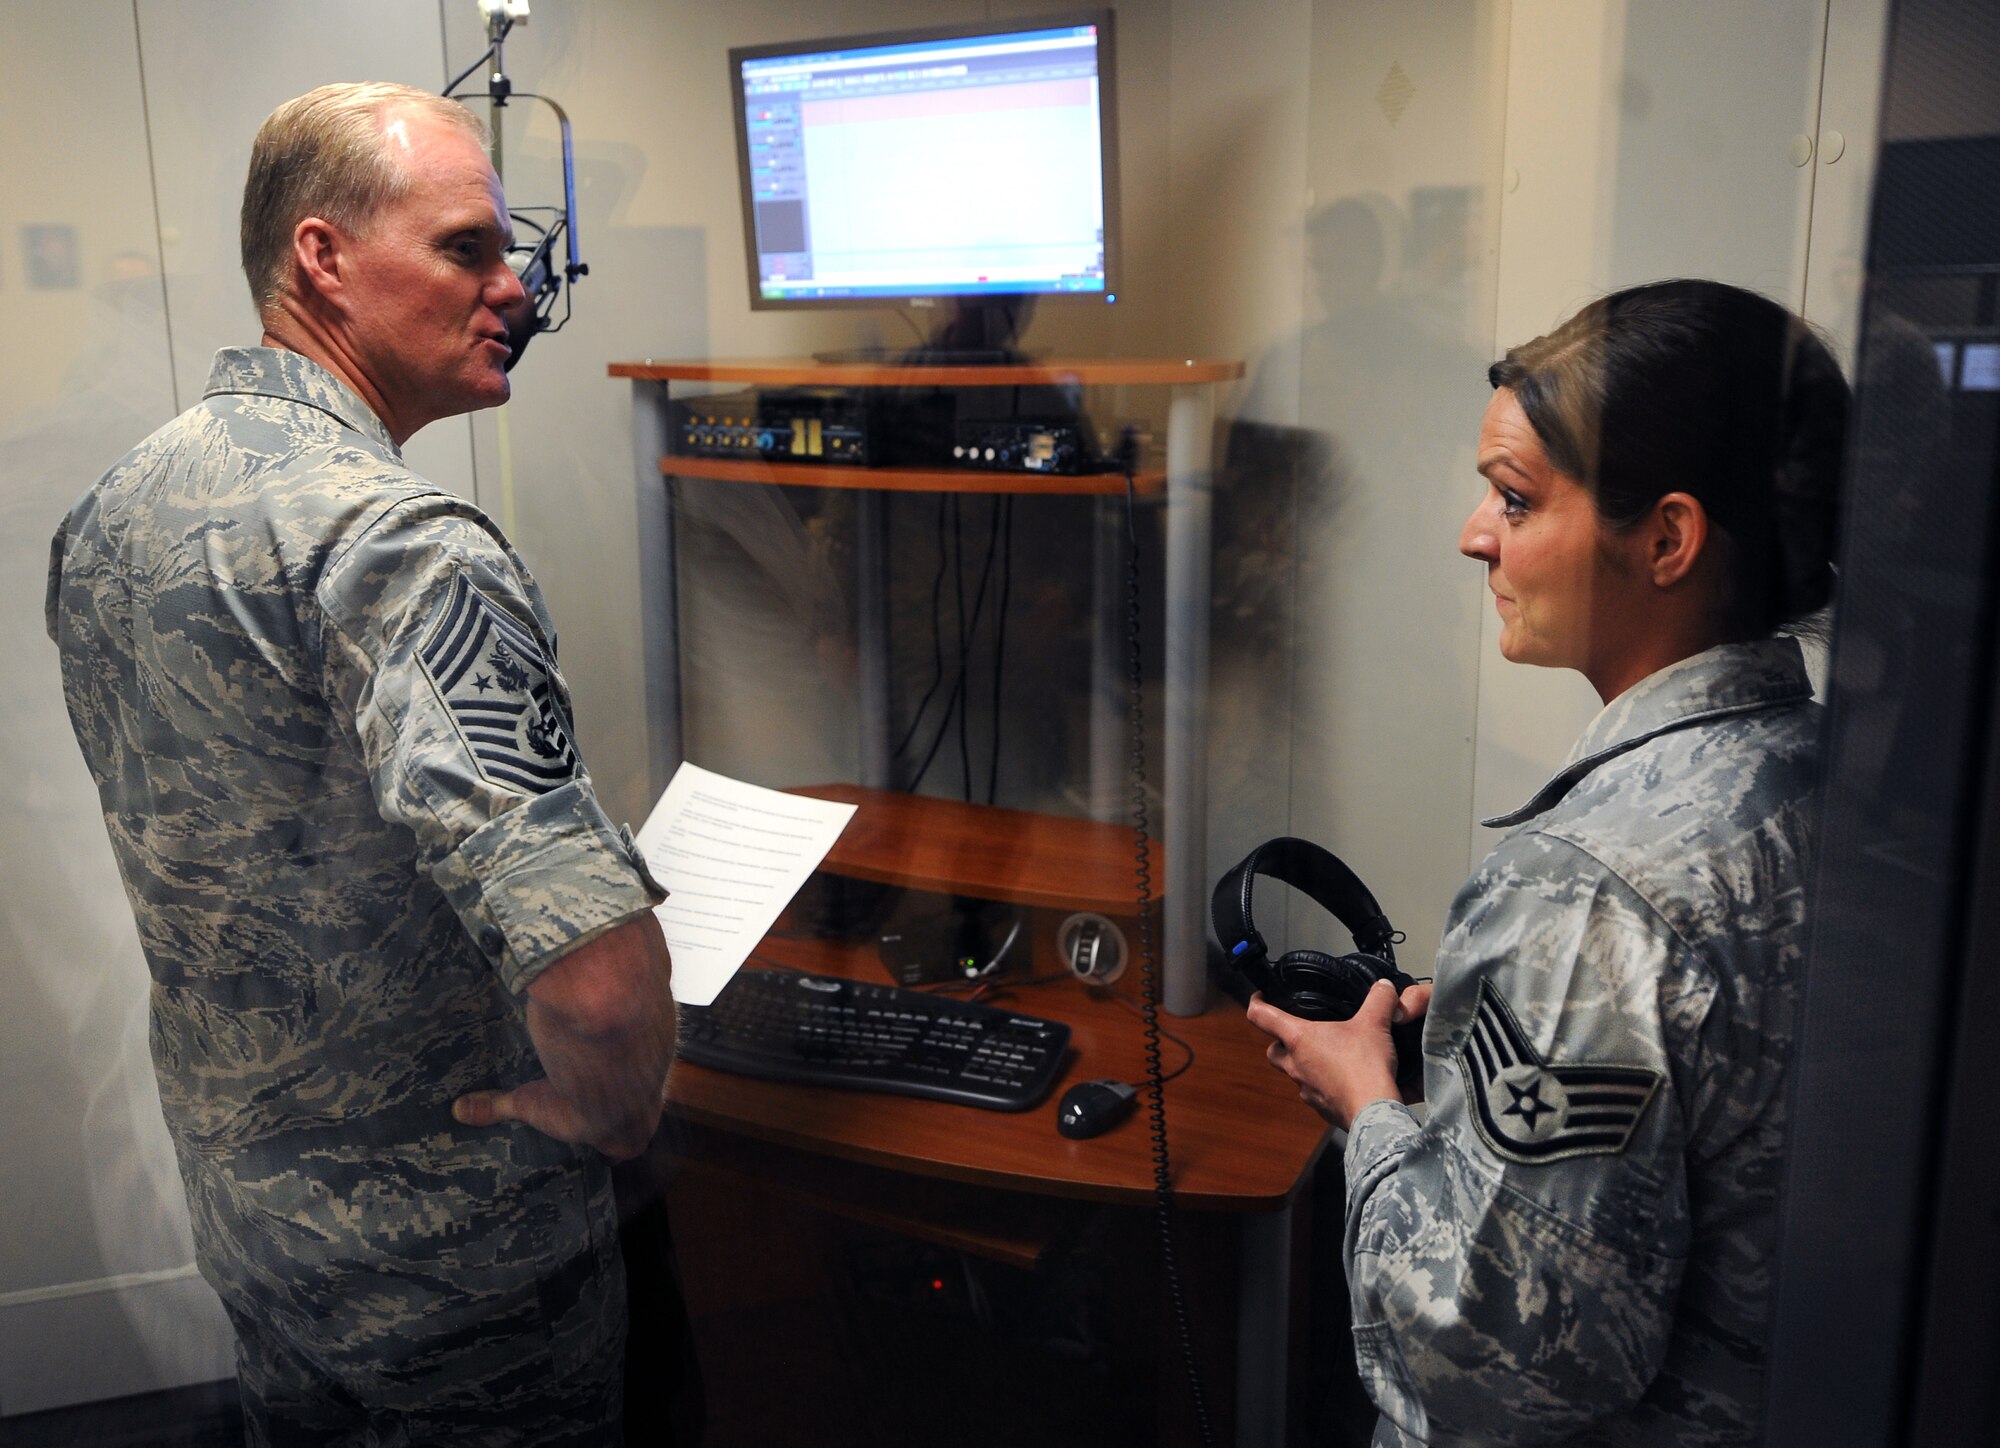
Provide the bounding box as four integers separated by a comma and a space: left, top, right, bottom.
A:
634, 762, 856, 1005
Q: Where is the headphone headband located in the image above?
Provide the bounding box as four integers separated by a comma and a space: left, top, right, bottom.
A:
1213, 837, 1420, 1084
1211, 836, 1400, 971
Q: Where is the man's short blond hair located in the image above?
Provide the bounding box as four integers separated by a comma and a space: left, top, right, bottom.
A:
240, 82, 488, 315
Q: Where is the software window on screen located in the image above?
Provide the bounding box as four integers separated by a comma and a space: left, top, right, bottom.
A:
741, 26, 1109, 299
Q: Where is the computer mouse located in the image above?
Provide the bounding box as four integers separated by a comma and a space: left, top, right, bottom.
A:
1056, 1079, 1139, 1139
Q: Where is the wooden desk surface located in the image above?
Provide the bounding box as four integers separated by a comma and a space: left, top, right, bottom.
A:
665, 932, 1332, 1213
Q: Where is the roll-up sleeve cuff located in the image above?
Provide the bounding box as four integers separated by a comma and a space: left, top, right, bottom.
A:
430, 778, 669, 994
1345, 1098, 1422, 1193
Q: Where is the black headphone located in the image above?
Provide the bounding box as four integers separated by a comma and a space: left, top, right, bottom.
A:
1211, 838, 1424, 1081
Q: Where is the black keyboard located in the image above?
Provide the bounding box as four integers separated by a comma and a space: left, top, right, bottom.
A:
677, 967, 1071, 1111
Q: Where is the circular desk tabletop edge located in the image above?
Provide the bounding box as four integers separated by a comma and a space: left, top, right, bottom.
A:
609, 357, 1245, 386
664, 1070, 1332, 1214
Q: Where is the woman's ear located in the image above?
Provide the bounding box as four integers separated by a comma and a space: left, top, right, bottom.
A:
1648, 491, 1710, 589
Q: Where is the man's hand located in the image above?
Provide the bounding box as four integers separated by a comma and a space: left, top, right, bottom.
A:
453, 1074, 666, 1161
452, 914, 675, 1161
1246, 978, 1429, 1130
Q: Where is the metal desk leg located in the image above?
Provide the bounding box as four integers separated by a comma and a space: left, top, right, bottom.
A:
1165, 383, 1216, 1016
1237, 1204, 1293, 1448
632, 380, 683, 799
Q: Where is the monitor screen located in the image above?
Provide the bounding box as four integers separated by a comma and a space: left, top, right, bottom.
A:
729, 12, 1118, 309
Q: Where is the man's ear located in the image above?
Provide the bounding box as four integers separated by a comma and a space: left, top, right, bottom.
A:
290, 216, 347, 310
1648, 491, 1710, 589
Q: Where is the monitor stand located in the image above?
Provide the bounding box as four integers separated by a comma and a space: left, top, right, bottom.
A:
814, 296, 1038, 366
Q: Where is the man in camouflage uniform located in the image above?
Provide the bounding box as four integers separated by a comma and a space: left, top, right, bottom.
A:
47, 83, 674, 1445
1251, 637, 1817, 1445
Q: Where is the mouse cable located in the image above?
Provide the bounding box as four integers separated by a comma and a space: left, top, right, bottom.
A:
1122, 431, 1216, 1448
971, 912, 1024, 978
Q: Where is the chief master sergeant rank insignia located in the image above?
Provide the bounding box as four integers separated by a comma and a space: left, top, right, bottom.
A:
1458, 978, 1662, 1165
419, 572, 579, 796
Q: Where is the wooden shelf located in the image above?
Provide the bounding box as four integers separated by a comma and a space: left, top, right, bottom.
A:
786, 783, 1147, 915
611, 356, 1244, 387
658, 453, 1163, 496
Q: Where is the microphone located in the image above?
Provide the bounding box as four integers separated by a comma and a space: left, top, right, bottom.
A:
499, 239, 553, 371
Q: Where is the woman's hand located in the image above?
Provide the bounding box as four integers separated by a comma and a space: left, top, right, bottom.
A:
1395, 980, 1434, 1103
1246, 979, 1430, 1129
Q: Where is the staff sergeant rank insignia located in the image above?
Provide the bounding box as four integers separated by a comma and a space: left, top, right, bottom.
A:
1457, 978, 1661, 1165
418, 572, 579, 796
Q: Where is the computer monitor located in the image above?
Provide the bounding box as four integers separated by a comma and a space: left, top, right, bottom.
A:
729, 11, 1118, 350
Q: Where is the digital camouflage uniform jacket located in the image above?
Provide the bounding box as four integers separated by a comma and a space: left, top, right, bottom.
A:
46, 347, 666, 1394
1347, 638, 1818, 1447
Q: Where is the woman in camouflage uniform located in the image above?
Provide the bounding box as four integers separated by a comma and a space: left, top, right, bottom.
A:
1249, 279, 1848, 1447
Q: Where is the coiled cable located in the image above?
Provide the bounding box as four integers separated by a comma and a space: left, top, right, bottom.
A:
1122, 430, 1216, 1448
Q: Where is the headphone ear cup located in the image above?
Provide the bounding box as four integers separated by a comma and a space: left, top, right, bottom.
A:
1268, 950, 1379, 1020
1346, 952, 1415, 994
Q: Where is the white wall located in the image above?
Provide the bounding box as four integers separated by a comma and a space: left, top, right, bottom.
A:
1284, 0, 1511, 968
0, 0, 236, 1412
0, 0, 1884, 1414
